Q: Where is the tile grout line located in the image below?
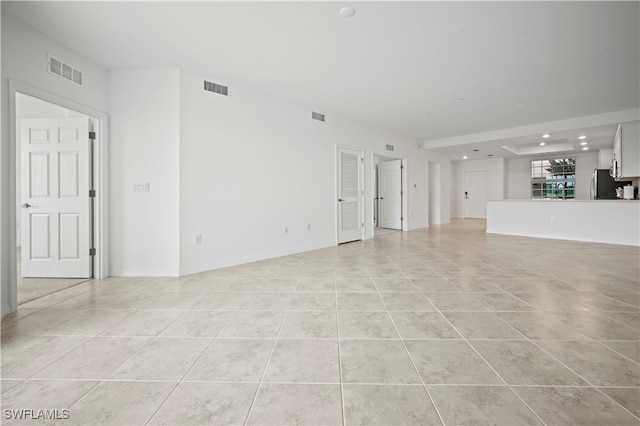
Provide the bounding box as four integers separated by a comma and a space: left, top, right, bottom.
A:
586, 342, 640, 422
421, 294, 549, 426
44, 379, 103, 426
7, 377, 640, 388
241, 278, 297, 426
47, 319, 178, 424
16, 279, 96, 311
598, 310, 640, 330
591, 293, 640, 310
5, 232, 639, 425
143, 306, 241, 426
369, 264, 447, 426
493, 312, 640, 423
591, 340, 640, 366
333, 274, 346, 426
592, 387, 640, 424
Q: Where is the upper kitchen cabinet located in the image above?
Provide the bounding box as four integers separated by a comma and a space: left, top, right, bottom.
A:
613, 120, 640, 180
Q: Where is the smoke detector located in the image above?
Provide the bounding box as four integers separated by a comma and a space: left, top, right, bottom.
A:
340, 7, 356, 18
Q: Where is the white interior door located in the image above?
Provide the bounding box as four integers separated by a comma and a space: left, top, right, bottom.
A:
378, 159, 402, 230
337, 147, 363, 244
21, 117, 92, 278
463, 170, 489, 219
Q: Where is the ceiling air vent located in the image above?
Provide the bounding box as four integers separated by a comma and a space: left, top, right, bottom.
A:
204, 80, 229, 96
312, 112, 325, 122
47, 54, 83, 85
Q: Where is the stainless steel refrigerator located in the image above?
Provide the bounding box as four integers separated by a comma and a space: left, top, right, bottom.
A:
591, 168, 631, 199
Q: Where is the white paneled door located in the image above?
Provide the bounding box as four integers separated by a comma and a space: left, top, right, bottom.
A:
21, 118, 92, 278
378, 159, 402, 230
463, 170, 489, 219
337, 147, 363, 244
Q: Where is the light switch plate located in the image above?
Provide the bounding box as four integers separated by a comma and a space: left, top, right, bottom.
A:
133, 182, 150, 193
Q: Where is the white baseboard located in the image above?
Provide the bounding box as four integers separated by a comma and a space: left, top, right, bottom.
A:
1, 304, 14, 320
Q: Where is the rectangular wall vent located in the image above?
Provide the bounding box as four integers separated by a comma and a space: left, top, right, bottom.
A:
386, 144, 395, 152
47, 54, 83, 85
312, 111, 325, 122
204, 80, 229, 96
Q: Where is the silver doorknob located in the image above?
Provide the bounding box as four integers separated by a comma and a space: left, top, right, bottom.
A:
21, 203, 31, 208
338, 198, 345, 202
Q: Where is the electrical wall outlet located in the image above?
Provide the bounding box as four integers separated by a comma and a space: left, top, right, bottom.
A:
195, 234, 202, 244
306, 223, 311, 231
283, 225, 288, 234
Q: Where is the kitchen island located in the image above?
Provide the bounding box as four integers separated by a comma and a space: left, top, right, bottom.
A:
487, 200, 640, 246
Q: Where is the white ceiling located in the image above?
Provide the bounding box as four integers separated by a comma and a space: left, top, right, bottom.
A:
3, 1, 639, 159
429, 123, 619, 161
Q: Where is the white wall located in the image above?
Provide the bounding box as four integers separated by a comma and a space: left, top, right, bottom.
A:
507, 158, 531, 199
423, 151, 452, 225
1, 14, 109, 318
451, 158, 506, 218
0, 14, 448, 310
428, 162, 441, 224
178, 69, 430, 276
109, 69, 181, 276
488, 200, 640, 246
507, 151, 598, 200
599, 148, 614, 169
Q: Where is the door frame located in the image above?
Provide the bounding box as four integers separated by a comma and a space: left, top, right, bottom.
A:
5, 79, 109, 315
20, 117, 93, 278
371, 151, 408, 234
463, 170, 489, 219
336, 145, 365, 245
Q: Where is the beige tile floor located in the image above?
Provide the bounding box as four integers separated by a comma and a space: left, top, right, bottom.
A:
16, 249, 92, 305
1, 219, 639, 425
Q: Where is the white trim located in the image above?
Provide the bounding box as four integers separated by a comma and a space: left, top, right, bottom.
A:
1, 305, 12, 319
421, 108, 640, 149
335, 145, 365, 245
6, 79, 109, 315
371, 150, 409, 234
462, 169, 490, 219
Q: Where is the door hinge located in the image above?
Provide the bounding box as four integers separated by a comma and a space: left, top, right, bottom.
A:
362, 222, 364, 228
88, 131, 96, 140
89, 248, 96, 256
89, 189, 96, 198
361, 158, 364, 164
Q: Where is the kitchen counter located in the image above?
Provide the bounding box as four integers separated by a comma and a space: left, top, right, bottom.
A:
487, 199, 640, 246
491, 199, 639, 203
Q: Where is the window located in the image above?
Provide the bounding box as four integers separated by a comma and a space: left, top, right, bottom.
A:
531, 158, 576, 199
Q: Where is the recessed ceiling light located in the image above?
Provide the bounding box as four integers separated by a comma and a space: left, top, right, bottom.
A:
582, 147, 589, 151
487, 154, 494, 157
539, 142, 546, 146
473, 149, 479, 152
463, 155, 468, 160
542, 134, 550, 138
458, 97, 465, 101
580, 142, 588, 146
339, 7, 356, 18
578, 135, 587, 140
